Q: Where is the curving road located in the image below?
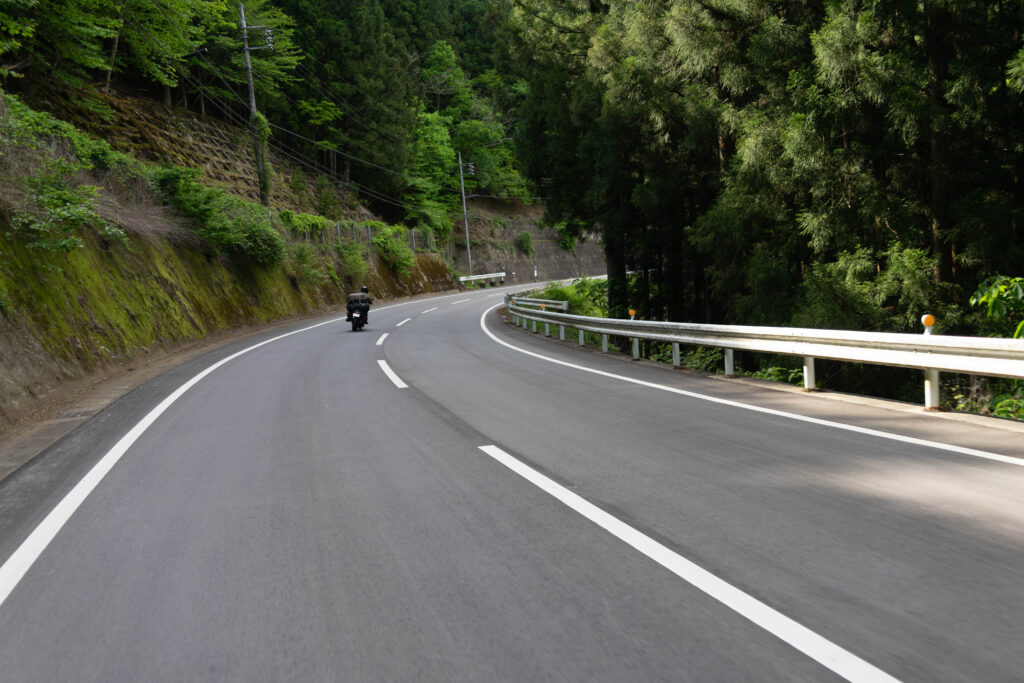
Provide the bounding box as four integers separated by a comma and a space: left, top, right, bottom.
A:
1, 287, 1023, 682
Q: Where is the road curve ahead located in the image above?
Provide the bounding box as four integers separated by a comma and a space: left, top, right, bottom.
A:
1, 287, 1023, 682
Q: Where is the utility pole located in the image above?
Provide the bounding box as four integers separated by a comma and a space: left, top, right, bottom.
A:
240, 3, 271, 205
458, 152, 472, 274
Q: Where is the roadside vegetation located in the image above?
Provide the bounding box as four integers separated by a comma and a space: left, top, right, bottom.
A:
532, 277, 1024, 420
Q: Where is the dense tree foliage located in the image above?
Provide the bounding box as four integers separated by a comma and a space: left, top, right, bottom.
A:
3, 0, 1023, 354
1, 0, 525, 234
510, 0, 1024, 343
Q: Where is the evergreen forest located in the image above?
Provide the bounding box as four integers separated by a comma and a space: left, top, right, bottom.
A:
2, 0, 1024, 409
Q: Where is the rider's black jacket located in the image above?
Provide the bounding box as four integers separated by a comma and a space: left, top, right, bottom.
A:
346, 293, 372, 320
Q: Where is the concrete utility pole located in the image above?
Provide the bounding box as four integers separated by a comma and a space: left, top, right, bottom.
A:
458, 152, 472, 274
240, 3, 269, 205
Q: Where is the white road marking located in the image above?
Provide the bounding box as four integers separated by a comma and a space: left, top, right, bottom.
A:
478, 445, 900, 683
396, 318, 411, 327
0, 292, 469, 611
0, 314, 356, 611
486, 292, 506, 297
422, 307, 438, 314
377, 360, 408, 388
376, 333, 389, 346
479, 304, 1024, 468
451, 299, 471, 305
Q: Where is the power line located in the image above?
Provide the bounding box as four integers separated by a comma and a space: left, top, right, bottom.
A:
126, 10, 542, 211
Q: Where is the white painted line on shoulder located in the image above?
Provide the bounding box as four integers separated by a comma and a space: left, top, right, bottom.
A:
396, 318, 411, 327
422, 307, 438, 314
478, 445, 899, 683
376, 333, 389, 346
486, 292, 506, 297
378, 360, 408, 388
479, 304, 1024, 468
0, 293, 468, 610
451, 299, 471, 305
0, 314, 354, 611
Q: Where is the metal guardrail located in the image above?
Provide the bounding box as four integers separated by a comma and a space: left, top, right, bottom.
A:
505, 300, 1024, 409
505, 295, 569, 311
460, 271, 505, 284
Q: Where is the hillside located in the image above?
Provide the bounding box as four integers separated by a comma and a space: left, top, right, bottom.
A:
0, 90, 603, 433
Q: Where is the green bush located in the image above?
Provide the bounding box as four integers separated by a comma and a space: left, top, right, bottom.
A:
149, 166, 283, 266
682, 346, 723, 373
284, 242, 329, 287
371, 222, 416, 277
1, 92, 129, 255
278, 209, 329, 240
514, 230, 534, 256
751, 366, 805, 386
536, 277, 608, 317
334, 239, 369, 283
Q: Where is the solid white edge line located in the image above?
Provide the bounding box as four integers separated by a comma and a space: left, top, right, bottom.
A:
478, 445, 900, 683
396, 318, 411, 327
0, 313, 353, 610
377, 360, 408, 389
479, 304, 1024, 468
376, 333, 389, 346
0, 292, 462, 610
422, 307, 438, 314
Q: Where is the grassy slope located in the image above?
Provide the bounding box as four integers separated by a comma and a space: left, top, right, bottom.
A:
0, 94, 455, 430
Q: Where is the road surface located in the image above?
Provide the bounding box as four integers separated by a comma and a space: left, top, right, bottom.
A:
1, 287, 1023, 681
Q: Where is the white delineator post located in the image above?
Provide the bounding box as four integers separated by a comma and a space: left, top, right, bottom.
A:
922, 314, 939, 409
803, 357, 816, 391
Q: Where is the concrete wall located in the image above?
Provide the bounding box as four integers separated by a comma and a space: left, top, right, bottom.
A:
449, 199, 606, 286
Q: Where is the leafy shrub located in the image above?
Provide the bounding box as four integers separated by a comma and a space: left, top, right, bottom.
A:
149, 166, 283, 266
682, 346, 724, 373
278, 210, 328, 240
284, 242, 329, 287
751, 366, 805, 386
514, 230, 533, 256
371, 222, 416, 277
971, 275, 1024, 338
1, 92, 129, 254
536, 277, 607, 317
334, 239, 369, 283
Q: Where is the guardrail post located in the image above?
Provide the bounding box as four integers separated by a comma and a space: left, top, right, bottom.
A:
522, 318, 527, 329
601, 334, 609, 353
924, 369, 940, 409
532, 320, 537, 333
632, 338, 640, 359
544, 322, 550, 337
921, 314, 940, 409
579, 329, 585, 346
724, 349, 735, 376
803, 357, 816, 391
672, 343, 680, 367
559, 325, 565, 341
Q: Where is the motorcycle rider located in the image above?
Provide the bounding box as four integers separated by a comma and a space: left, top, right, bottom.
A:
346, 285, 372, 324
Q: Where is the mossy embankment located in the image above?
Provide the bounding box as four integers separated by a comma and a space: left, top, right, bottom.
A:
0, 222, 453, 430
0, 90, 457, 432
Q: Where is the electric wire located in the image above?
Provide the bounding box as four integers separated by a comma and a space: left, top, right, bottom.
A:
125, 10, 542, 210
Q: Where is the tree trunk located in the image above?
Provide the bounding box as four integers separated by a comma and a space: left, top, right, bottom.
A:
604, 221, 629, 320
104, 29, 120, 93
925, 1, 956, 284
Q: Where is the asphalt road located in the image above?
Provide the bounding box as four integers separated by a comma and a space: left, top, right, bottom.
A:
1, 287, 1023, 682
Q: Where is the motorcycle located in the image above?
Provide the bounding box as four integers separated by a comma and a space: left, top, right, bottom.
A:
350, 309, 365, 331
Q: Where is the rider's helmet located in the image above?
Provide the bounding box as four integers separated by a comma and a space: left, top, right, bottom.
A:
361, 286, 369, 293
